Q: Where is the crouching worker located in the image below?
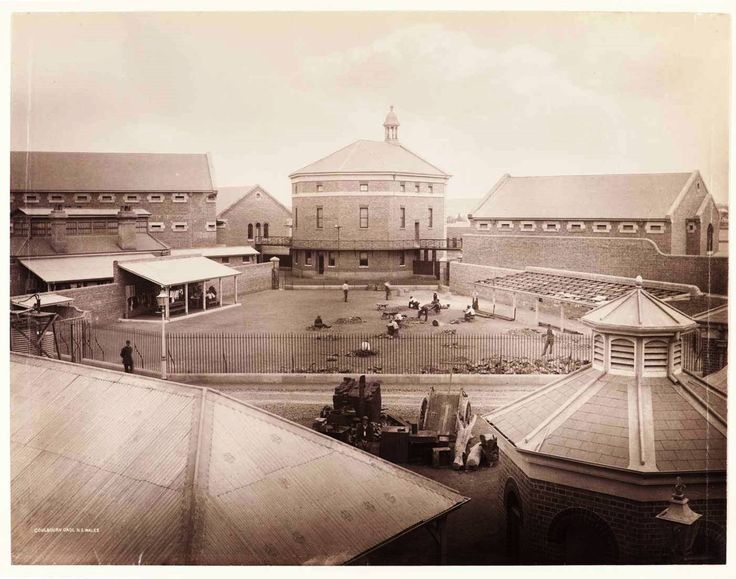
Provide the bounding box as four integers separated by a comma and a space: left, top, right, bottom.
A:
408, 296, 420, 309
313, 315, 331, 329
464, 304, 476, 322
418, 305, 429, 321
355, 341, 375, 357
387, 319, 400, 338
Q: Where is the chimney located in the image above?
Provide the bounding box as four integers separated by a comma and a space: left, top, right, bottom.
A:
117, 205, 137, 250
49, 204, 68, 253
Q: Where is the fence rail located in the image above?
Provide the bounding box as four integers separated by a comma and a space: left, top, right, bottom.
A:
47, 319, 594, 375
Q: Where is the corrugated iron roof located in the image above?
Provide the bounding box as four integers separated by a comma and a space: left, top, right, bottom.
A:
11, 293, 74, 308
11, 354, 467, 564
117, 256, 241, 286
11, 151, 215, 192
290, 140, 448, 178
169, 246, 259, 258
472, 172, 694, 219
19, 253, 157, 283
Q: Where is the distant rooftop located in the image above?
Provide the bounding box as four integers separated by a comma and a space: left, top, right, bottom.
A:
11, 151, 215, 192
11, 354, 467, 564
472, 172, 697, 220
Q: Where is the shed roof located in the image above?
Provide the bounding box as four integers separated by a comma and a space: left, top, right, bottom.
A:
118, 256, 241, 286
11, 151, 215, 192
290, 140, 448, 178
11, 234, 167, 258
11, 293, 74, 308
19, 253, 157, 283
10, 354, 467, 564
170, 246, 259, 258
472, 172, 695, 219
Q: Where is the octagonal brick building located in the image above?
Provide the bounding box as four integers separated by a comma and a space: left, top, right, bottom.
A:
289, 107, 450, 280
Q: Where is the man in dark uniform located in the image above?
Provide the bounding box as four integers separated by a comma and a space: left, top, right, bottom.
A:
120, 340, 134, 373
355, 416, 372, 450
542, 324, 555, 356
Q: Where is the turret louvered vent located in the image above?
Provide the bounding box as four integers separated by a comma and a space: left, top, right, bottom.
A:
593, 334, 605, 369
672, 340, 682, 372
610, 338, 635, 373
644, 339, 669, 375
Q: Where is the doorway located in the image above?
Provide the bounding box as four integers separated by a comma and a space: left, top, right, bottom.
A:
318, 253, 325, 275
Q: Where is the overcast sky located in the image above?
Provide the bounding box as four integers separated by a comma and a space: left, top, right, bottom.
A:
10, 11, 730, 205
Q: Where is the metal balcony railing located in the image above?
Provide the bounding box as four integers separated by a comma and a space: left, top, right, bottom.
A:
279, 237, 463, 251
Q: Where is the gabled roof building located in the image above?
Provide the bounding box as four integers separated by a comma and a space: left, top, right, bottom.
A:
469, 171, 721, 256
484, 279, 726, 564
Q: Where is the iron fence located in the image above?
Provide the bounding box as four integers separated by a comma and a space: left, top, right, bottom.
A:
47, 320, 595, 375
681, 331, 703, 374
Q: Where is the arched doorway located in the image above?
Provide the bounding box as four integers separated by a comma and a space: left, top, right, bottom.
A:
707, 223, 714, 253
547, 508, 618, 564
504, 479, 523, 564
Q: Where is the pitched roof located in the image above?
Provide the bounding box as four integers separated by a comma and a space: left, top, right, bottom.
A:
290, 140, 448, 178
117, 256, 241, 286
10, 354, 467, 564
169, 245, 259, 258
11, 151, 215, 192
216, 185, 291, 217
581, 286, 698, 334
472, 172, 695, 219
485, 367, 727, 473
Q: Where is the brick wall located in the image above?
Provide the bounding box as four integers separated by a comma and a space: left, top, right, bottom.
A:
207, 261, 275, 299
291, 249, 419, 280
498, 451, 726, 564
53, 282, 125, 324
216, 188, 291, 246
461, 234, 728, 294
469, 219, 673, 253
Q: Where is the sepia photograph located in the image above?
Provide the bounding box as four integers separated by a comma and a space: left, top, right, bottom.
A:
2, 0, 732, 574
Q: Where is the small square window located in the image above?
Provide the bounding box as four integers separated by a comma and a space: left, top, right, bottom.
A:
221, 257, 230, 264
99, 194, 116, 203
148, 194, 165, 203
543, 222, 560, 231
400, 182, 406, 192
23, 194, 39, 204
206, 193, 217, 203
593, 222, 611, 233
566, 222, 585, 231
205, 222, 216, 232
687, 222, 697, 233
48, 194, 65, 203
172, 193, 188, 203
520, 221, 536, 231
74, 194, 91, 203
123, 194, 140, 203
317, 183, 323, 192
479, 222, 489, 230
359, 252, 369, 267
618, 222, 638, 233
497, 221, 514, 230
646, 222, 665, 233
360, 183, 368, 192
149, 222, 165, 232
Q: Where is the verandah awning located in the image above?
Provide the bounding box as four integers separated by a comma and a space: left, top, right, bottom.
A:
117, 256, 241, 287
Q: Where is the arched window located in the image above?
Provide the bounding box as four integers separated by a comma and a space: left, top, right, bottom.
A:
548, 508, 618, 564
707, 223, 714, 253
256, 223, 261, 238
247, 224, 253, 239
263, 223, 269, 238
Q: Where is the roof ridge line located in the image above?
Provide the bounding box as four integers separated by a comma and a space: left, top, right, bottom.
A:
183, 387, 208, 564
396, 143, 449, 177
289, 140, 361, 177
216, 184, 258, 217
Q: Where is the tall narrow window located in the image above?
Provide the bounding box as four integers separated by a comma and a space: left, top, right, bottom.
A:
428, 184, 434, 194
415, 183, 420, 193
294, 208, 298, 229
359, 252, 369, 267
248, 224, 253, 239
400, 182, 406, 192
256, 223, 261, 237
359, 207, 368, 228
707, 223, 714, 253
400, 207, 406, 228
428, 208, 433, 228
263, 223, 269, 237
399, 252, 405, 266
316, 207, 323, 229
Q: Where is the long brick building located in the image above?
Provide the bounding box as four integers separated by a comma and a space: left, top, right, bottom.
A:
469, 172, 721, 255
11, 151, 219, 249
289, 107, 450, 280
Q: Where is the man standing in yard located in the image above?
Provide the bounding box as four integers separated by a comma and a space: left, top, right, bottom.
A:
384, 281, 391, 300
542, 324, 555, 356
472, 289, 479, 311
120, 340, 134, 374
342, 281, 349, 302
